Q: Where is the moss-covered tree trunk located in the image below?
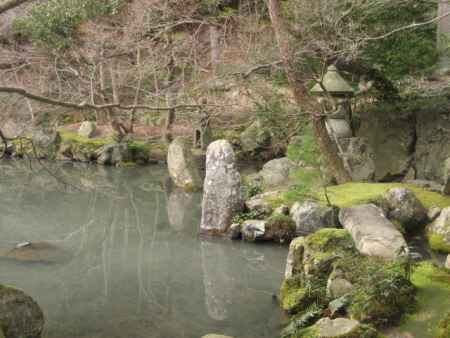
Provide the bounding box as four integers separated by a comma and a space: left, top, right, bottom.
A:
267, 0, 351, 184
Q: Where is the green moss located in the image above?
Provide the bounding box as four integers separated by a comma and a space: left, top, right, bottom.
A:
436, 312, 450, 338
280, 278, 310, 313
59, 130, 112, 147
265, 214, 296, 243
428, 234, 450, 253
398, 262, 450, 337
315, 183, 450, 209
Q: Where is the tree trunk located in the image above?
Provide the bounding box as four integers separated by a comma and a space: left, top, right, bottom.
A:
266, 0, 351, 183
0, 0, 32, 14
162, 92, 176, 144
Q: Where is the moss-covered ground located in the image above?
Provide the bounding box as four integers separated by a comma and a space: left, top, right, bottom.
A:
396, 262, 450, 338
268, 182, 450, 210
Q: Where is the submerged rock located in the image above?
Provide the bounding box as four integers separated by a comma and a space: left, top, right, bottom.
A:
200, 140, 243, 234
0, 241, 72, 264
380, 187, 428, 231
427, 207, 450, 253
290, 200, 338, 235
0, 285, 45, 338
339, 204, 408, 259
167, 137, 202, 191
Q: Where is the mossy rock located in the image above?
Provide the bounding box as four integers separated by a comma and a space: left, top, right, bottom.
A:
265, 214, 296, 244
0, 284, 45, 338
279, 277, 310, 314
288, 318, 382, 338
427, 208, 450, 253
437, 312, 450, 338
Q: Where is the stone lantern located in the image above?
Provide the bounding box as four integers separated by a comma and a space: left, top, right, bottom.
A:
310, 65, 355, 139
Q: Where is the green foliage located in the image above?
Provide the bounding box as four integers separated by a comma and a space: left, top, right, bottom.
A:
13, 0, 125, 49
287, 127, 321, 167
437, 312, 450, 338
242, 180, 264, 199
352, 0, 438, 79
254, 95, 291, 141
231, 209, 265, 224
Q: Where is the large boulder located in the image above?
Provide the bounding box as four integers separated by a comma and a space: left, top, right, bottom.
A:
77, 121, 96, 138
167, 137, 202, 191
290, 201, 338, 235
358, 109, 415, 181
311, 318, 379, 338
416, 106, 450, 182
380, 188, 428, 231
259, 157, 295, 187
241, 220, 267, 242
427, 207, 450, 253
96, 143, 130, 166
239, 120, 272, 158
200, 140, 243, 234
0, 285, 45, 338
339, 204, 408, 259
443, 158, 450, 195
341, 137, 376, 182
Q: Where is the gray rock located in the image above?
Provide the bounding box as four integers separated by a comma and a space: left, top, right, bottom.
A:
0, 285, 45, 338
358, 109, 415, 181
416, 107, 450, 183
200, 140, 243, 234
240, 120, 271, 155
443, 158, 450, 195
241, 220, 267, 242
259, 157, 295, 187
290, 200, 338, 235
339, 204, 408, 259
284, 237, 304, 279
380, 188, 428, 231
341, 137, 376, 182
228, 223, 241, 240
274, 205, 290, 216
96, 143, 130, 166
78, 121, 96, 138
315, 318, 361, 337
427, 207, 450, 253
428, 207, 442, 222
167, 137, 202, 191
245, 194, 273, 216
446, 254, 450, 270
327, 270, 353, 299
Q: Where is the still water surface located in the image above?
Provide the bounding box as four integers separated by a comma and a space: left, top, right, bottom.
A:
0, 161, 287, 338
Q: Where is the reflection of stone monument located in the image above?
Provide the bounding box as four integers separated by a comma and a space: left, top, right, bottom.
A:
200, 240, 233, 321
167, 188, 194, 231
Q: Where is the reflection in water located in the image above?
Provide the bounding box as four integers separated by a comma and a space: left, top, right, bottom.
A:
0, 161, 287, 338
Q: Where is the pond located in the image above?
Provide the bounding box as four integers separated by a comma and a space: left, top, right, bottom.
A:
0, 161, 288, 338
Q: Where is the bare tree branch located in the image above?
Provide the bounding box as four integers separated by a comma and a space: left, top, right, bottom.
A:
364, 11, 450, 41
0, 86, 233, 112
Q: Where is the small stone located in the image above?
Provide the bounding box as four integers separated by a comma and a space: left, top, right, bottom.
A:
228, 223, 241, 240
327, 274, 353, 299
78, 121, 96, 138
245, 195, 273, 215
241, 220, 267, 242
316, 317, 360, 337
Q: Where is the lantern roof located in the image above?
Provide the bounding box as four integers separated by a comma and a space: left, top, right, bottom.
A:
310, 65, 354, 96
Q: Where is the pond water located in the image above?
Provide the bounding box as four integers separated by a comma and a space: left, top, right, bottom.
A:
0, 161, 288, 338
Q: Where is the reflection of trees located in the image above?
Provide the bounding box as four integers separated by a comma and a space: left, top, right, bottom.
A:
0, 162, 286, 338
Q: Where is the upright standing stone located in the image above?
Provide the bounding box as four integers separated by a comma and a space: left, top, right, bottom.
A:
167, 137, 202, 191
78, 121, 96, 138
200, 140, 243, 234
